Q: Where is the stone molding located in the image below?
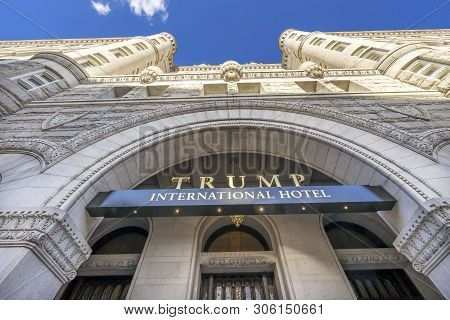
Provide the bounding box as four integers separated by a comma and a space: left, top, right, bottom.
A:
326, 29, 450, 38
336, 248, 408, 267
77, 254, 139, 276
0, 37, 130, 47
176, 64, 282, 72
83, 68, 381, 84
394, 198, 449, 275
200, 254, 275, 268
0, 208, 91, 282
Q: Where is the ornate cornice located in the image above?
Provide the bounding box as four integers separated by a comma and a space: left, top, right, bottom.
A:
0, 208, 91, 282
394, 198, 450, 275
83, 69, 381, 84
0, 37, 130, 48
326, 29, 450, 38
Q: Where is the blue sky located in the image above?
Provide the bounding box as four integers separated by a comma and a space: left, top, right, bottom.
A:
0, 0, 449, 65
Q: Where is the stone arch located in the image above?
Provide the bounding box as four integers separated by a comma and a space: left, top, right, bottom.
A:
37, 114, 439, 241
2, 106, 447, 297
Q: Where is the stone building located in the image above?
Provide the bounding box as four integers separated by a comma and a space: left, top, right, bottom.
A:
0, 29, 449, 300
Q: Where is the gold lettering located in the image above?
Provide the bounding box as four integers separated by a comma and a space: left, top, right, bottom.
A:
227, 175, 245, 188
289, 174, 305, 186
257, 175, 281, 187
200, 176, 215, 189
171, 177, 190, 189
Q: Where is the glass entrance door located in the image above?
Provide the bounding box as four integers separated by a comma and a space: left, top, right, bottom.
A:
200, 273, 277, 300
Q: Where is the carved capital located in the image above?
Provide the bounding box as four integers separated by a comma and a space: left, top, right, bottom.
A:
394, 198, 450, 274
0, 208, 91, 282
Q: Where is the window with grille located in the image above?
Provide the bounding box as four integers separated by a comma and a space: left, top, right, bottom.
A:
61, 276, 132, 300
200, 273, 277, 300
346, 269, 423, 300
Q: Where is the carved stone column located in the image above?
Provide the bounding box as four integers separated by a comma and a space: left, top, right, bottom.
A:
394, 198, 450, 298
0, 208, 90, 299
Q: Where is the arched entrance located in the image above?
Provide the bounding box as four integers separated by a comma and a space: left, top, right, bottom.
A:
2, 104, 447, 299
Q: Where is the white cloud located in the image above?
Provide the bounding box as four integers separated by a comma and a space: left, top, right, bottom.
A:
127, 0, 168, 20
91, 1, 111, 15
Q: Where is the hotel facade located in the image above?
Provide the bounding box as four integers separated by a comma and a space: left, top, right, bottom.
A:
0, 28, 449, 300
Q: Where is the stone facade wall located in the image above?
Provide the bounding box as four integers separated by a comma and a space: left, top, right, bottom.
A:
0, 30, 449, 299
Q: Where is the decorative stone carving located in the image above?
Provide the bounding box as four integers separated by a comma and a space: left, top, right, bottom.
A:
78, 254, 139, 276
298, 61, 324, 79
336, 248, 408, 266
0, 208, 91, 282
220, 61, 243, 82
394, 198, 450, 275
202, 255, 274, 267
379, 104, 431, 121
42, 111, 90, 131
3, 99, 446, 174
139, 66, 163, 84
0, 138, 70, 165
84, 69, 381, 83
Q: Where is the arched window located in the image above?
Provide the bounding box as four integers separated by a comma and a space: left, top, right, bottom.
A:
61, 227, 148, 300
204, 225, 269, 252
324, 221, 388, 249
92, 227, 148, 255
324, 221, 423, 299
